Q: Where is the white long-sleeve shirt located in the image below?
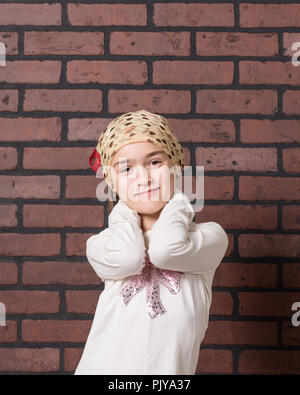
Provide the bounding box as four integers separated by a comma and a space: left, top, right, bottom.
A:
74, 191, 228, 375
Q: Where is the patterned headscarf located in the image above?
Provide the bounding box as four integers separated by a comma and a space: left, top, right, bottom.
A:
89, 109, 184, 189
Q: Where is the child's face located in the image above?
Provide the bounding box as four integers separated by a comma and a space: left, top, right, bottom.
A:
110, 142, 176, 215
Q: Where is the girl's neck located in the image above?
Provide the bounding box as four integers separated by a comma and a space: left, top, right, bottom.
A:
140, 208, 163, 233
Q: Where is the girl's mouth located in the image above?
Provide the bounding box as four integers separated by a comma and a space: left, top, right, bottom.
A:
135, 186, 160, 196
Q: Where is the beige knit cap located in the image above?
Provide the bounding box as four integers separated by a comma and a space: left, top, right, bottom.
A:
89, 109, 184, 189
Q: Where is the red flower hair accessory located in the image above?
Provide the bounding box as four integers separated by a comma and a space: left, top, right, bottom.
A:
89, 148, 101, 174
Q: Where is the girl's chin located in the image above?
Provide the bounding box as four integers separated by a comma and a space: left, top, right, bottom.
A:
133, 200, 166, 215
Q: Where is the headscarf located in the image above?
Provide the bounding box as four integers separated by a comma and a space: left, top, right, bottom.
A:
89, 109, 184, 189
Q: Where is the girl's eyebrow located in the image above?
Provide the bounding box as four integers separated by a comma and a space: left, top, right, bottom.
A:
113, 150, 165, 168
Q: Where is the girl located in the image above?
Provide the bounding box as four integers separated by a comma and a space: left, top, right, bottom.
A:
74, 109, 228, 375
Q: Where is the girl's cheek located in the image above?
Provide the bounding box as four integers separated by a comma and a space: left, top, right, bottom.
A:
110, 169, 118, 190
118, 176, 134, 199
159, 165, 173, 182
159, 167, 175, 198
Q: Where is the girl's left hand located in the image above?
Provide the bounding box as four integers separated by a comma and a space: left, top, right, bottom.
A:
109, 199, 141, 228
152, 190, 195, 231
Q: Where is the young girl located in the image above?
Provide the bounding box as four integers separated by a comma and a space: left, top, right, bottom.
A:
74, 109, 228, 375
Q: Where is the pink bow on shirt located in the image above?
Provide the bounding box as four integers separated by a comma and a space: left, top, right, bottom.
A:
120, 256, 183, 319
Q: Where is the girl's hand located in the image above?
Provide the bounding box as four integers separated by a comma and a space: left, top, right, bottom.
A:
109, 199, 141, 228
151, 190, 194, 233
148, 189, 228, 279
86, 199, 145, 281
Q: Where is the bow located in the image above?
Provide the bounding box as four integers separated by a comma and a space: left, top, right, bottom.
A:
120, 256, 183, 319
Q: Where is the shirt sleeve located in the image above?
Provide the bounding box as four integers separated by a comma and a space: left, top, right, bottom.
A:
86, 219, 146, 281
148, 194, 228, 276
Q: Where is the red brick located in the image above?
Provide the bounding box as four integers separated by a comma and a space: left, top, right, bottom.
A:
0, 321, 17, 342
240, 4, 300, 27
177, 176, 199, 202
0, 176, 60, 199
0, 32, 18, 54
239, 350, 300, 374
193, 176, 234, 201
66, 233, 95, 257
196, 32, 278, 56
22, 320, 91, 342
239, 176, 300, 201
66, 290, 100, 313
110, 32, 190, 56
64, 348, 83, 372
282, 263, 300, 288
283, 33, 300, 56
0, 90, 18, 112
282, 321, 300, 346
182, 147, 191, 167
0, 3, 61, 26
239, 292, 300, 317
202, 321, 277, 346
239, 234, 300, 258
283, 148, 300, 173
240, 119, 300, 143
24, 31, 104, 55
196, 349, 233, 374
108, 89, 191, 114
195, 147, 277, 172
210, 292, 234, 316
0, 204, 17, 227
167, 118, 235, 143
0, 233, 60, 256
0, 348, 59, 372
195, 204, 277, 230
153, 61, 233, 85
196, 89, 277, 114
66, 175, 104, 199
240, 61, 300, 85
23, 89, 102, 112
68, 3, 146, 26
23, 261, 100, 286
23, 147, 94, 170
213, 262, 277, 288
68, 117, 114, 141
0, 117, 61, 142
282, 206, 300, 230
0, 61, 61, 83
154, 3, 234, 27
23, 204, 104, 228
0, 290, 59, 313
0, 262, 18, 284
0, 147, 17, 170
283, 91, 300, 115
67, 60, 147, 84
226, 235, 234, 257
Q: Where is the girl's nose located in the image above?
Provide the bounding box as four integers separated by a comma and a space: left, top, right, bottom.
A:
135, 165, 152, 182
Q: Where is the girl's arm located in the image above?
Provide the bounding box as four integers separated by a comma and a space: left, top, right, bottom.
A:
86, 200, 146, 281
148, 192, 228, 275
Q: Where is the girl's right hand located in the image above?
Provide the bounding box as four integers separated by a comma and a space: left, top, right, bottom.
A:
86, 198, 146, 281
108, 199, 141, 228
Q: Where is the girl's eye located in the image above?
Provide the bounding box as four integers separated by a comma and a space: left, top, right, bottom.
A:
120, 167, 131, 174
120, 160, 162, 174
149, 160, 162, 166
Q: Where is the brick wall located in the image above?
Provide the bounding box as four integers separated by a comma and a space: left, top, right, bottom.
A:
0, 1, 300, 375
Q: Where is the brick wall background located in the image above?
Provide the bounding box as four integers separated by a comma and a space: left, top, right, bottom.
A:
0, 1, 300, 375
